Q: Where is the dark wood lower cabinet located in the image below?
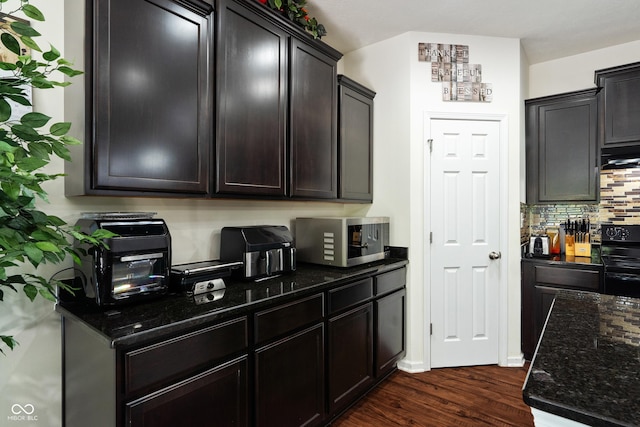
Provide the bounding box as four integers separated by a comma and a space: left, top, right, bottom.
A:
126, 357, 248, 427
62, 265, 407, 427
521, 261, 602, 360
375, 288, 406, 376
328, 303, 374, 416
62, 316, 249, 427
255, 323, 325, 427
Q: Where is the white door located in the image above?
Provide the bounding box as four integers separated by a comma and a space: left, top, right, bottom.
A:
429, 118, 501, 368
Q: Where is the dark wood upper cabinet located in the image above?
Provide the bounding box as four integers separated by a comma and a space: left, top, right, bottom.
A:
525, 88, 598, 203
595, 62, 640, 147
66, 0, 344, 200
215, 0, 341, 199
290, 38, 340, 199
215, 0, 287, 197
66, 0, 214, 196
337, 75, 375, 202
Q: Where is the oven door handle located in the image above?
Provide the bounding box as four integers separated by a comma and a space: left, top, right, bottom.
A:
605, 271, 640, 282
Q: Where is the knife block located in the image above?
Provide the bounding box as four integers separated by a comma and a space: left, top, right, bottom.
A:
565, 236, 575, 256
575, 242, 591, 257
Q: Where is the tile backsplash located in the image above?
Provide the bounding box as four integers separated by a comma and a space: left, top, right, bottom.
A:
600, 168, 640, 223
522, 167, 640, 244
523, 203, 600, 243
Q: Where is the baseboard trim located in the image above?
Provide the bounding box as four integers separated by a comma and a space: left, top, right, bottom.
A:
397, 353, 525, 372
397, 358, 429, 373
503, 353, 526, 367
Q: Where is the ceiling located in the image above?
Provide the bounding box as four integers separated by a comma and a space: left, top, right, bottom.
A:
304, 0, 640, 64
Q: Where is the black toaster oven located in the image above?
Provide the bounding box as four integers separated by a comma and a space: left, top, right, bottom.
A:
69, 213, 171, 306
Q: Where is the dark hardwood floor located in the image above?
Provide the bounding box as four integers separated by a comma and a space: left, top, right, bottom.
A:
332, 364, 534, 426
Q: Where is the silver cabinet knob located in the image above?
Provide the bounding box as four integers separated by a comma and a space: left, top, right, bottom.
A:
489, 251, 502, 260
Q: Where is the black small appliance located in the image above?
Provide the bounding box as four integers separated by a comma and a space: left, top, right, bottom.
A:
170, 259, 242, 295
601, 224, 640, 298
220, 225, 296, 280
70, 212, 171, 306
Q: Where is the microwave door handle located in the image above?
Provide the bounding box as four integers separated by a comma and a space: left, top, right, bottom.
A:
350, 243, 369, 248
290, 248, 296, 271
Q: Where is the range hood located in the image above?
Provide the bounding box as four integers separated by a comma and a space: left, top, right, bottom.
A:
601, 146, 640, 169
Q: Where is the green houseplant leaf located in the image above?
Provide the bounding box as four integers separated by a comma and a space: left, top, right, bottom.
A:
0, 1, 116, 355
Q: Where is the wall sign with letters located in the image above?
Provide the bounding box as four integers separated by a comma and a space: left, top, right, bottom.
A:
418, 43, 493, 102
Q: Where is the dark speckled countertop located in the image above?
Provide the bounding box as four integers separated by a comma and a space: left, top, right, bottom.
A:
523, 291, 640, 427
56, 258, 408, 348
521, 244, 602, 266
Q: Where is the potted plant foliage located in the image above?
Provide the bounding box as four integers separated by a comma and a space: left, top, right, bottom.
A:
257, 0, 327, 39
0, 1, 113, 354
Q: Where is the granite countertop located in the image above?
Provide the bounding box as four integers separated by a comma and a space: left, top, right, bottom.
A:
521, 244, 602, 266
523, 291, 640, 427
56, 258, 408, 348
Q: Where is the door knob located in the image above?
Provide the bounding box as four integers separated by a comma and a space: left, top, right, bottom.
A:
489, 251, 501, 260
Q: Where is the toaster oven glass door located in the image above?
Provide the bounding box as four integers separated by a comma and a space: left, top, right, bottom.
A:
111, 252, 167, 299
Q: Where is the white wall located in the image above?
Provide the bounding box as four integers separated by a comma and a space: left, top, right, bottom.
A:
342, 32, 524, 370
529, 40, 640, 98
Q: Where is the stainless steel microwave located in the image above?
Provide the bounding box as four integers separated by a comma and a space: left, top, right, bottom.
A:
295, 217, 389, 267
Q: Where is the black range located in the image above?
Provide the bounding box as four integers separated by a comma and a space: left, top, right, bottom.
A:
601, 224, 640, 298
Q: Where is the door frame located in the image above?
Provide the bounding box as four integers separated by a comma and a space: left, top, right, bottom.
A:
423, 111, 509, 369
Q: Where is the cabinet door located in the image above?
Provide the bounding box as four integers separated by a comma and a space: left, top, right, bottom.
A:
597, 63, 640, 146
126, 356, 248, 427
255, 323, 325, 427
327, 303, 373, 416
525, 89, 598, 203
521, 262, 536, 360
290, 38, 338, 199
215, 0, 288, 196
521, 261, 602, 359
533, 285, 559, 347
338, 76, 375, 201
375, 289, 406, 377
92, 0, 213, 194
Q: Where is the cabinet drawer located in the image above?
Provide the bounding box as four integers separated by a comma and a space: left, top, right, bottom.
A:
374, 268, 406, 296
126, 356, 249, 427
534, 265, 600, 291
328, 278, 373, 315
124, 317, 248, 395
254, 293, 324, 345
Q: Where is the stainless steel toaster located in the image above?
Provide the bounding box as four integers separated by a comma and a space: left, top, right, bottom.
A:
529, 235, 550, 257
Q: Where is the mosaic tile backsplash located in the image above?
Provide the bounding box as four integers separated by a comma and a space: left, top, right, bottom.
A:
600, 168, 640, 223
523, 203, 600, 243
522, 167, 640, 244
